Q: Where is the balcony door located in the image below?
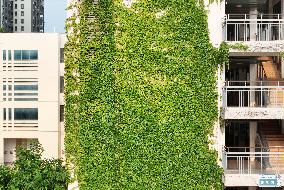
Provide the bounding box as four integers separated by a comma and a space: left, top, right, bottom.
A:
225, 122, 249, 148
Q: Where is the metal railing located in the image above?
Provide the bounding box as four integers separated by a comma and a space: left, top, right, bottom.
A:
225, 14, 284, 41
224, 146, 284, 174
223, 81, 284, 107
225, 80, 284, 86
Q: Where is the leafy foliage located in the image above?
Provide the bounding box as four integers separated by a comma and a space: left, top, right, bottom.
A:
65, 0, 228, 189
229, 43, 249, 51
0, 142, 69, 190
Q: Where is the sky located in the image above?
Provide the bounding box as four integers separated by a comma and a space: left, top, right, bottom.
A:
45, 0, 67, 33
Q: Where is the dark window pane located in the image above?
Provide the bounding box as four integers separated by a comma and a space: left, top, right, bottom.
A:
8, 108, 11, 120
60, 105, 64, 122
14, 50, 21, 60
60, 48, 64, 63
3, 50, 6, 60
60, 76, 64, 93
14, 108, 38, 120
8, 50, 11, 60
3, 109, 6, 120
14, 98, 38, 101
14, 93, 38, 96
29, 50, 38, 60
14, 85, 38, 91
22, 50, 29, 60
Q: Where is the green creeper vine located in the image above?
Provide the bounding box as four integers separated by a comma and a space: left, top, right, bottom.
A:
229, 42, 249, 51
65, 0, 228, 189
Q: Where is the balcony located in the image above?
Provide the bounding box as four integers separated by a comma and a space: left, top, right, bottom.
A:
225, 14, 284, 41
221, 81, 284, 119
223, 146, 284, 187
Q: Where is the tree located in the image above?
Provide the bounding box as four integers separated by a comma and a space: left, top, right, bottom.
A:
0, 141, 69, 190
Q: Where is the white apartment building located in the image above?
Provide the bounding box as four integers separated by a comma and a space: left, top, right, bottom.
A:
0, 33, 65, 164
208, 0, 284, 189
1, 0, 44, 33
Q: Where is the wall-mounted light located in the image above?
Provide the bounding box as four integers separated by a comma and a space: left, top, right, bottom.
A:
236, 4, 242, 8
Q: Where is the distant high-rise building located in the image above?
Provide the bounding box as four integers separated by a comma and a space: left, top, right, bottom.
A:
0, 0, 44, 33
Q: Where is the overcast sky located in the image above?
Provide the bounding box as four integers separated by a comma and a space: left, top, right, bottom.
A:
45, 0, 66, 33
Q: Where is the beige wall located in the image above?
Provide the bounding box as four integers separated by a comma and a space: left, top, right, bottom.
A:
0, 33, 65, 163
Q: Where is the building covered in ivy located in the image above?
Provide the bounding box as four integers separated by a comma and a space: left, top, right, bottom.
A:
65, 0, 284, 189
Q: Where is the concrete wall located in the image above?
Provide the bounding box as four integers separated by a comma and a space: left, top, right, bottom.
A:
0, 33, 65, 163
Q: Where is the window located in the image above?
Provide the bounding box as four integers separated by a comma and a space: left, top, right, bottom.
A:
14, 50, 21, 60
8, 50, 11, 60
15, 4, 17, 9
14, 85, 38, 91
15, 11, 17, 16
21, 26, 24, 31
21, 19, 24, 24
29, 50, 38, 59
3, 50, 6, 60
60, 76, 64, 93
15, 19, 17, 24
14, 50, 38, 60
8, 108, 11, 120
15, 26, 17, 32
60, 105, 64, 122
14, 108, 38, 120
60, 48, 64, 63
3, 108, 6, 120
22, 50, 29, 60
21, 4, 24, 9
21, 11, 24, 16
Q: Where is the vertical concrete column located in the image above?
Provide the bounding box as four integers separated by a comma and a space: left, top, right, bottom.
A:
281, 120, 284, 134
250, 122, 257, 149
250, 121, 257, 161
250, 8, 258, 41
250, 64, 258, 106
268, 0, 273, 14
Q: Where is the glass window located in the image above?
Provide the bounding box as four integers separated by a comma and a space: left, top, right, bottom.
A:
21, 19, 24, 24
3, 85, 6, 90
22, 50, 29, 60
15, 4, 17, 9
14, 93, 38, 96
14, 85, 38, 91
15, 11, 17, 16
21, 4, 24, 9
60, 105, 64, 122
21, 11, 24, 16
14, 98, 38, 101
29, 50, 38, 60
14, 108, 38, 120
14, 50, 21, 60
60, 76, 64, 93
8, 50, 11, 60
21, 26, 24, 31
60, 48, 64, 63
8, 108, 11, 120
3, 108, 6, 120
15, 26, 17, 32
15, 19, 17, 24
3, 50, 6, 60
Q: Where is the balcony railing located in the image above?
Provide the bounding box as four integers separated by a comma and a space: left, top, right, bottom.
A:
223, 81, 284, 107
224, 146, 284, 174
225, 14, 284, 41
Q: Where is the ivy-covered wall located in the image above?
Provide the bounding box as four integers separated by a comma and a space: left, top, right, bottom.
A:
65, 0, 228, 189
